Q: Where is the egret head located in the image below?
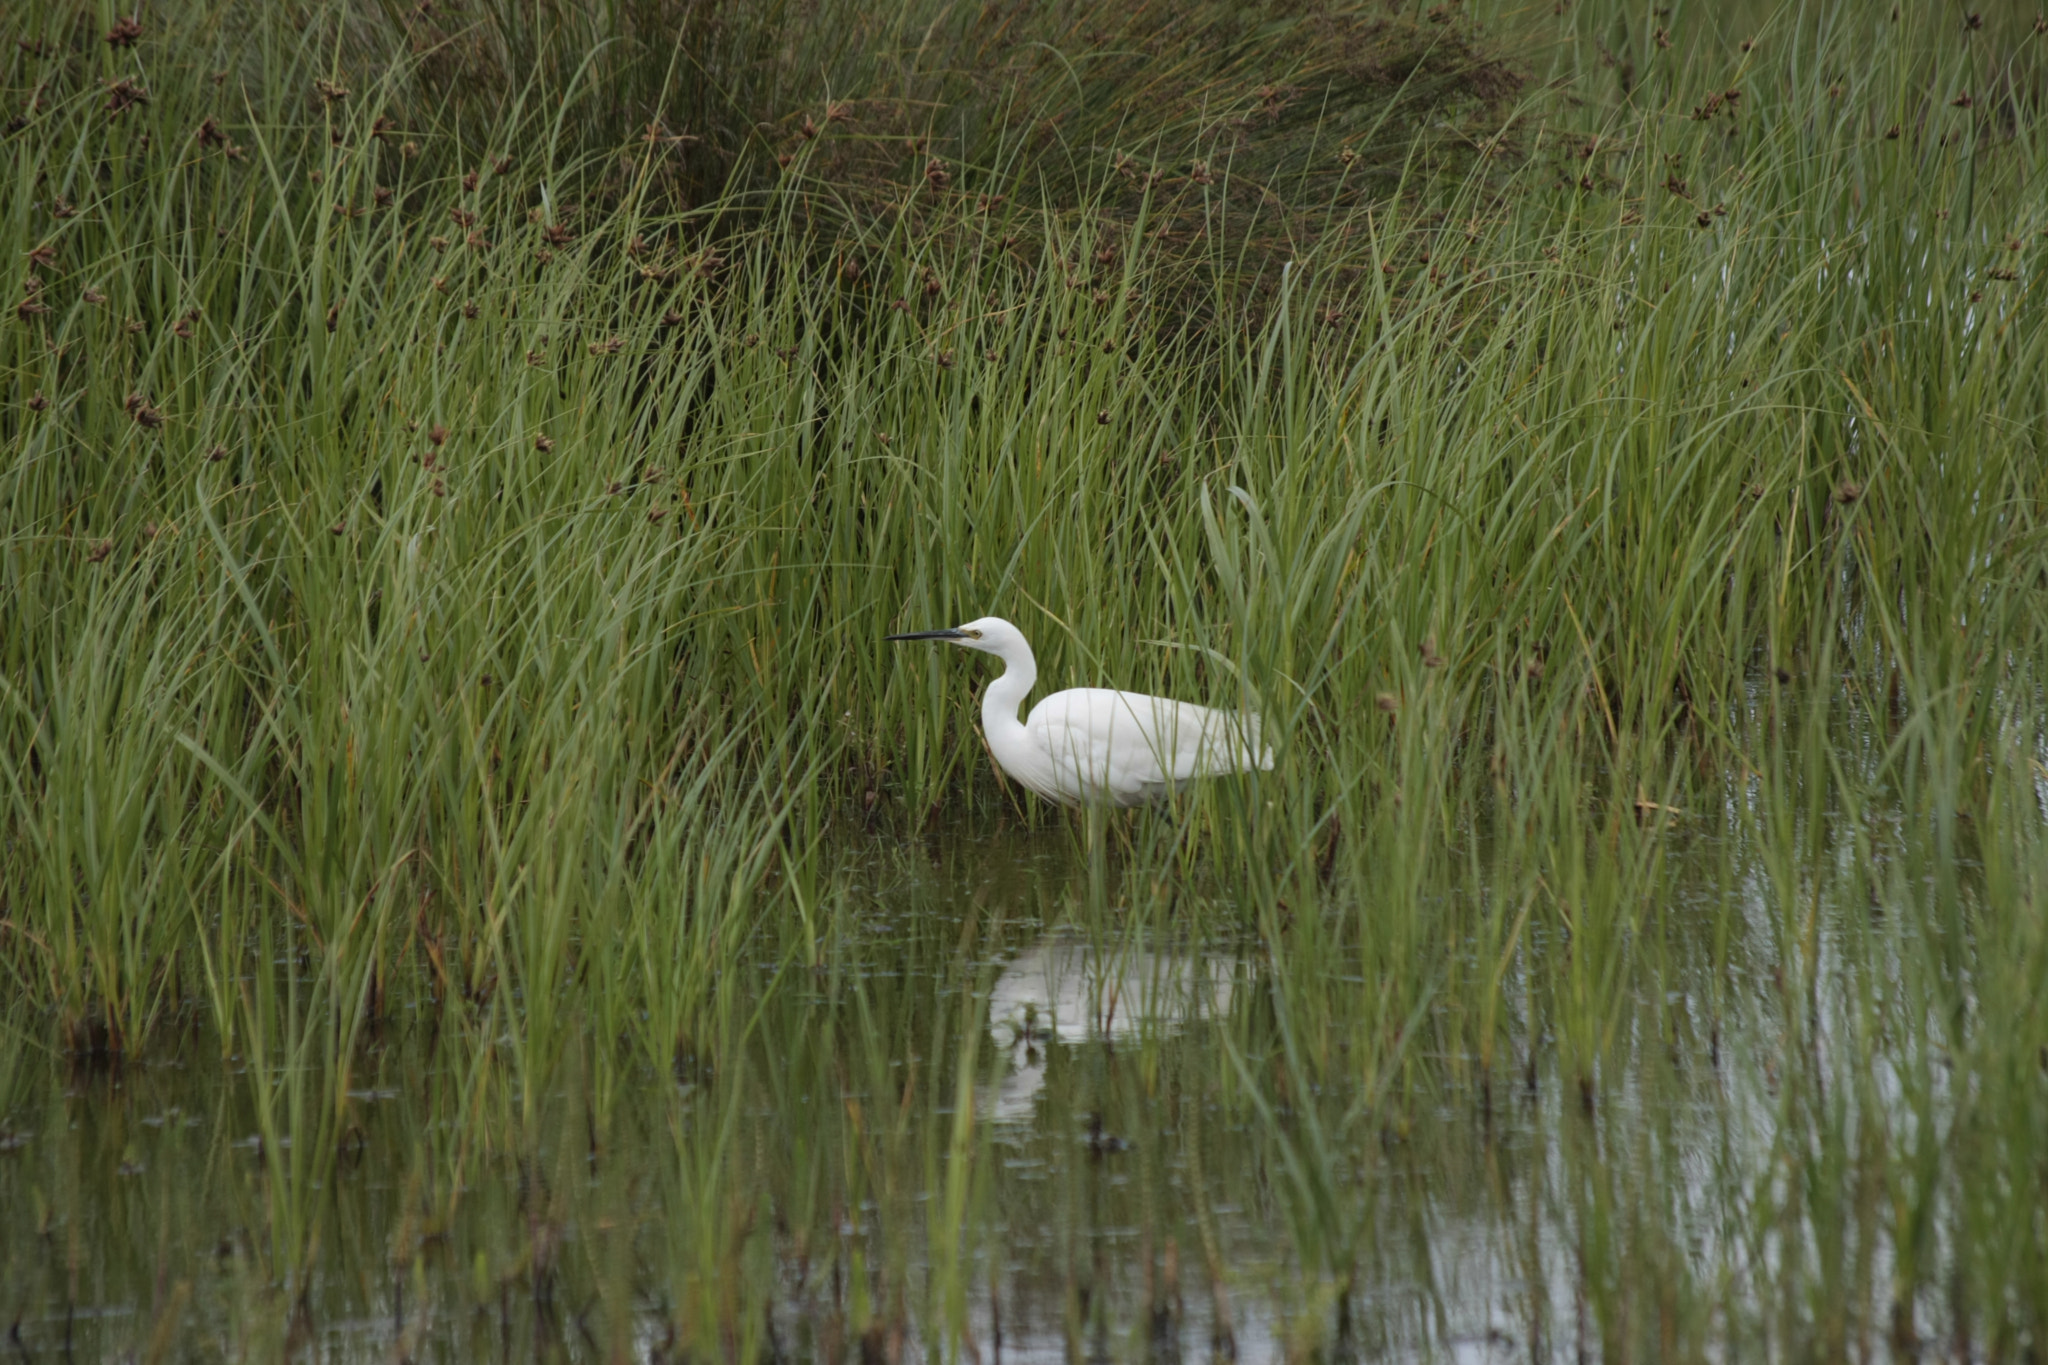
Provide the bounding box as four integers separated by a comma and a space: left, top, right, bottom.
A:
884, 615, 1024, 658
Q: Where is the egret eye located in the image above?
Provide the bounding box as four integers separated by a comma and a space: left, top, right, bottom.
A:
966, 629, 983, 639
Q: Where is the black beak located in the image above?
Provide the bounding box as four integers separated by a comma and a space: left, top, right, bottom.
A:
884, 628, 968, 642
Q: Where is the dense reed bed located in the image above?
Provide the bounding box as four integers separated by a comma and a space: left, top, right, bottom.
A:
2, 0, 2046, 1357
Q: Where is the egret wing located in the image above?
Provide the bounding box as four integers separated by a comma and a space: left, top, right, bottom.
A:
1025, 688, 1268, 805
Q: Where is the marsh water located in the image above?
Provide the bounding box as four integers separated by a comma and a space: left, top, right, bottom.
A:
2, 797, 1972, 1364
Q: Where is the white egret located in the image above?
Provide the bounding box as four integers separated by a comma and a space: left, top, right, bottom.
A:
884, 616, 1271, 806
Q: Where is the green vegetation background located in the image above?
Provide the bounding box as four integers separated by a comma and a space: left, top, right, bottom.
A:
2, 0, 2047, 1357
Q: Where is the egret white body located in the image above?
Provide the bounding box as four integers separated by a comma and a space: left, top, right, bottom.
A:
885, 616, 1271, 807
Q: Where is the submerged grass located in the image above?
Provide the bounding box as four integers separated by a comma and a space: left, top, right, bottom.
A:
2, 0, 2047, 1357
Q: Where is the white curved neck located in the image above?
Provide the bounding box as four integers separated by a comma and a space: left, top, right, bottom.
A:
979, 635, 1038, 748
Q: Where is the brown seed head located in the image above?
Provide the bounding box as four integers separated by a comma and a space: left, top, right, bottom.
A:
314, 78, 348, 104
462, 170, 479, 192
427, 423, 448, 446
1374, 693, 1399, 713
105, 16, 142, 48
1096, 409, 1110, 425
534, 433, 554, 452
88, 538, 113, 563
104, 79, 149, 115
206, 444, 228, 462
125, 393, 163, 427
1951, 93, 1972, 108
27, 391, 49, 412
1835, 480, 1861, 504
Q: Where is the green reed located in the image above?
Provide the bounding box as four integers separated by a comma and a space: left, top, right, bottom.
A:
2, 0, 2046, 1357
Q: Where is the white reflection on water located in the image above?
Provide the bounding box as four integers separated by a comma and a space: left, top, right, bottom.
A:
983, 937, 1237, 1123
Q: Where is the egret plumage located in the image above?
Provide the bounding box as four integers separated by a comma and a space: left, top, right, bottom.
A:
885, 616, 1271, 806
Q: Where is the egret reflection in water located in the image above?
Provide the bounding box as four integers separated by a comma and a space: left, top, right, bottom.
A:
983, 937, 1239, 1123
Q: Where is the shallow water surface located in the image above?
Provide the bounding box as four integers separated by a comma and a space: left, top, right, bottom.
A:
0, 806, 2022, 1361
